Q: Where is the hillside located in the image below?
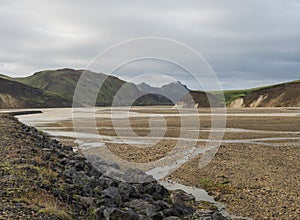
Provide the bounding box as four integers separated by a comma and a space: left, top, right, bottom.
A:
14, 68, 143, 106
242, 80, 300, 107
0, 69, 173, 108
212, 80, 300, 107
0, 78, 70, 108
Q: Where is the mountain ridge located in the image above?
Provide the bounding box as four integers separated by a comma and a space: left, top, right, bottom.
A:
0, 69, 174, 108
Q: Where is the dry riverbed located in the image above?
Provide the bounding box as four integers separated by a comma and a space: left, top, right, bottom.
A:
15, 107, 300, 219
1, 113, 232, 219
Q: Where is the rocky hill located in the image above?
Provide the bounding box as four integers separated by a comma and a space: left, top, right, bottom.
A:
227, 80, 300, 107
0, 77, 71, 108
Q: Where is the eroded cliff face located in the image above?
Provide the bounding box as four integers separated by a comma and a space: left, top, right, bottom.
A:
227, 97, 245, 108
0, 94, 25, 109
228, 81, 300, 108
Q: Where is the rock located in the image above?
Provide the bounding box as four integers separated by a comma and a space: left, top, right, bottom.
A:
63, 145, 73, 152
82, 179, 99, 196
59, 157, 70, 165
163, 202, 195, 217
124, 199, 158, 216
123, 168, 156, 183
63, 167, 76, 180
87, 155, 120, 170
98, 176, 119, 189
143, 183, 169, 199
95, 206, 139, 220
101, 187, 122, 207
72, 171, 88, 185
73, 154, 86, 161
75, 161, 85, 171
154, 200, 171, 210
75, 196, 96, 209
110, 208, 140, 220
212, 212, 227, 220
171, 189, 195, 204
118, 182, 139, 201
88, 167, 103, 178
150, 212, 164, 220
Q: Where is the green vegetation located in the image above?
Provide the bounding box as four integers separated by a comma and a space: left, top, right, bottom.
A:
38, 207, 72, 220
0, 68, 173, 108
198, 177, 234, 192
211, 89, 251, 105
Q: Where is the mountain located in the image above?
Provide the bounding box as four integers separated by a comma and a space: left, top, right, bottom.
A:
213, 80, 300, 107
137, 81, 190, 103
137, 82, 161, 94
13, 68, 141, 106
0, 68, 173, 108
6, 68, 298, 109
0, 77, 70, 108
137, 81, 222, 107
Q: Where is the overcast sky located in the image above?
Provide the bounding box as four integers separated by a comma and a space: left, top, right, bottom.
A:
0, 0, 299, 90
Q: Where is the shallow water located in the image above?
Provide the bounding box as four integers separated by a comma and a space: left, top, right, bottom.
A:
159, 180, 214, 202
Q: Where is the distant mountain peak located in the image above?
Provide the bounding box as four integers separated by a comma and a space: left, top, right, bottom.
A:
161, 81, 190, 91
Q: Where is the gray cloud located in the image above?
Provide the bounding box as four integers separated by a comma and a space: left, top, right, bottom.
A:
0, 0, 299, 89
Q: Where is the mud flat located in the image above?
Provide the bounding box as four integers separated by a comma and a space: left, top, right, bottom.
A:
14, 107, 300, 219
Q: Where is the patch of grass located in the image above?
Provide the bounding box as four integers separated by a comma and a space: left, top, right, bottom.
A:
19, 190, 72, 219
38, 207, 72, 220
199, 177, 234, 192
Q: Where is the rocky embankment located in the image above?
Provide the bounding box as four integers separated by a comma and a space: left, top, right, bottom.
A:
0, 113, 227, 219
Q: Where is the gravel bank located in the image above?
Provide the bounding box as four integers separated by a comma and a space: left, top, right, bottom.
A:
169, 143, 300, 219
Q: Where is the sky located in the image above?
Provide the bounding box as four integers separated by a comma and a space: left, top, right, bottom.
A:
0, 0, 300, 90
